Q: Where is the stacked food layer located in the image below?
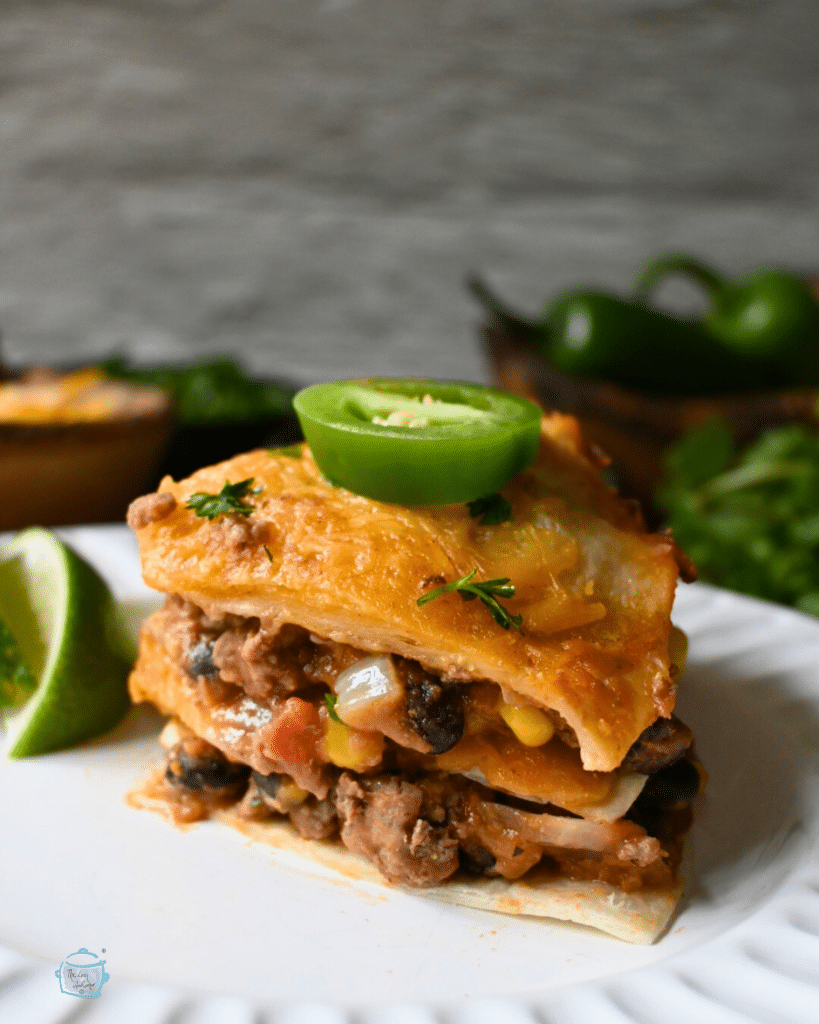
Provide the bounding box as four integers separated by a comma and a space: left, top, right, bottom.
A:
127, 397, 702, 943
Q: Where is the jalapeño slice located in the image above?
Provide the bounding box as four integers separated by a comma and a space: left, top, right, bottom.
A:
293, 378, 542, 505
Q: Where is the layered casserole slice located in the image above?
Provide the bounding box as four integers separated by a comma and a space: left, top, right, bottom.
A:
126, 406, 700, 943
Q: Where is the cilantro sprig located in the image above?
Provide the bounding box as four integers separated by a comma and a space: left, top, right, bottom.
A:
186, 478, 259, 520
417, 568, 522, 631
324, 693, 347, 726
660, 418, 819, 616
467, 493, 513, 525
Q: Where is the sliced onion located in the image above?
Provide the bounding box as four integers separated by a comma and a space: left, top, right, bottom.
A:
334, 656, 403, 730
332, 656, 432, 753
574, 772, 648, 823
490, 802, 654, 859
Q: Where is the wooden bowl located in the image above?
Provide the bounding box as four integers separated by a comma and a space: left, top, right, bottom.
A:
483, 321, 819, 524
0, 374, 174, 531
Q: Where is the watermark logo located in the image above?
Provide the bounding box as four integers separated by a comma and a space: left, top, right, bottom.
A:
54, 948, 109, 999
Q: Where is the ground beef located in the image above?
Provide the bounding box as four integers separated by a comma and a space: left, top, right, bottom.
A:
290, 795, 339, 840
155, 597, 226, 671
335, 772, 460, 887
207, 516, 272, 550
212, 623, 314, 700
127, 492, 176, 530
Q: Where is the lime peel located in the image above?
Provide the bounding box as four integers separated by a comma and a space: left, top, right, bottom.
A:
0, 527, 134, 758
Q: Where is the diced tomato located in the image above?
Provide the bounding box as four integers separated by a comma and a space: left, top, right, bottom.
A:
256, 697, 330, 796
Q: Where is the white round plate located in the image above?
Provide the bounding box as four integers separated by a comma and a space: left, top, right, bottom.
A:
1, 525, 818, 1023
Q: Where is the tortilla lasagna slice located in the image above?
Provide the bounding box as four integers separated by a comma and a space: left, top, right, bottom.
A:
126, 411, 701, 944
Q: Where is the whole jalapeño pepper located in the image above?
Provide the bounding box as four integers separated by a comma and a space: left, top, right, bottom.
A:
634, 253, 819, 386
469, 276, 763, 396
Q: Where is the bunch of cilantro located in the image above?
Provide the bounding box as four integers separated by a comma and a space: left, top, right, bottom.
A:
101, 357, 294, 426
660, 418, 819, 617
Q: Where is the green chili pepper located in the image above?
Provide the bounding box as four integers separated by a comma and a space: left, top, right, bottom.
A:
469, 277, 762, 396
634, 253, 819, 386
293, 378, 541, 506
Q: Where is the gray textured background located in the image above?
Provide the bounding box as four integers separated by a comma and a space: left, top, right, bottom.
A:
1, 0, 817, 386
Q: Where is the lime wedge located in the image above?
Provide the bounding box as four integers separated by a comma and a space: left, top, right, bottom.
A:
0, 527, 134, 758
0, 616, 36, 707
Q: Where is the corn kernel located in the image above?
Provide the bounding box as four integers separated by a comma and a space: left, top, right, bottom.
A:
499, 702, 555, 747
275, 781, 309, 811
324, 717, 385, 770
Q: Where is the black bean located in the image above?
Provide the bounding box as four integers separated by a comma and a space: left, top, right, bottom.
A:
639, 757, 701, 806
623, 715, 693, 774
165, 738, 250, 792
627, 757, 701, 836
251, 770, 284, 798
405, 675, 465, 754
459, 845, 497, 876
186, 640, 219, 679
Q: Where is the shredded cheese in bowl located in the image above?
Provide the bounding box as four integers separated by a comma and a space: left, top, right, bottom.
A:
0, 367, 166, 424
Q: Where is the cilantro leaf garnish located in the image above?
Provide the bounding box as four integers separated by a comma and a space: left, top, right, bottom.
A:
186, 478, 259, 520
467, 493, 513, 525
325, 692, 347, 726
417, 568, 522, 631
